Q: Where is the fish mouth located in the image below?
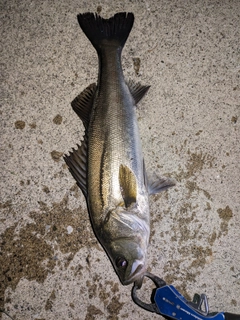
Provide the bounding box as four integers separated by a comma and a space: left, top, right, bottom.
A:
121, 263, 146, 286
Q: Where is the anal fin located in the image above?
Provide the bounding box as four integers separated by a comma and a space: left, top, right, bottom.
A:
128, 81, 150, 105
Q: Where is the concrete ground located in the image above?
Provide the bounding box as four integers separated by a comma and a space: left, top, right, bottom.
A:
1, 0, 239, 319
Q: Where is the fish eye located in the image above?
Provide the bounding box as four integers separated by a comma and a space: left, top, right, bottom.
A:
116, 257, 128, 269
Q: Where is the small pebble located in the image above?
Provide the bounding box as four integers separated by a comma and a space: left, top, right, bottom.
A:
67, 226, 73, 234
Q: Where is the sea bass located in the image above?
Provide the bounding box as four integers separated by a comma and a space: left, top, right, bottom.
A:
64, 12, 175, 286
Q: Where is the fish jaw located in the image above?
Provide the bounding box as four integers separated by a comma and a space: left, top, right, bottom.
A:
120, 259, 146, 286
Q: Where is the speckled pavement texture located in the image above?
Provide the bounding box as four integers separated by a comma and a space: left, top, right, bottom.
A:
1, 0, 239, 319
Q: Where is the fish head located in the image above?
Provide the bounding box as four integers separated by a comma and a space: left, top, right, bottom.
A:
102, 206, 150, 286
109, 238, 147, 286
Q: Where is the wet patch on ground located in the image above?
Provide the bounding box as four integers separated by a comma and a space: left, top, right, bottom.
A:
45, 290, 56, 311
85, 304, 103, 320
0, 193, 98, 312
85, 275, 124, 319
150, 141, 234, 299
217, 206, 233, 236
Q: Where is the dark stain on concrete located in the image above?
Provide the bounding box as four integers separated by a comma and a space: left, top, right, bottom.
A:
53, 115, 63, 125
29, 122, 37, 129
150, 146, 218, 295
0, 194, 97, 313
174, 145, 215, 181
0, 220, 55, 311
85, 275, 122, 319
217, 206, 233, 236
14, 120, 25, 129
85, 304, 103, 320
208, 231, 217, 245
42, 186, 50, 193
133, 57, 141, 75
231, 116, 237, 124
185, 150, 215, 178
32, 195, 98, 255
45, 290, 56, 311
50, 150, 63, 162
185, 180, 212, 200
106, 295, 124, 320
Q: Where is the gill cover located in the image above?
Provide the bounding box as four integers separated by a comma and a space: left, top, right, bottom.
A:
101, 161, 149, 286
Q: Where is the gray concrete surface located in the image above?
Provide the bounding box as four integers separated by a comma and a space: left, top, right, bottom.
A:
1, 0, 239, 319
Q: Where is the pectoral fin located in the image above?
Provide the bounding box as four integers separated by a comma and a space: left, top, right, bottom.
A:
119, 164, 137, 207
148, 175, 176, 195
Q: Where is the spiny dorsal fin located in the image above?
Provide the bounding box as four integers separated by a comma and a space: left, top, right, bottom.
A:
64, 135, 88, 198
128, 81, 150, 105
148, 175, 176, 195
71, 83, 96, 128
119, 164, 137, 208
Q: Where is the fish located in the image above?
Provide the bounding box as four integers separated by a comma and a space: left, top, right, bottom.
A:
64, 12, 175, 287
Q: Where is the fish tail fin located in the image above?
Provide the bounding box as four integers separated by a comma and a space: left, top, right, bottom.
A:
77, 12, 134, 52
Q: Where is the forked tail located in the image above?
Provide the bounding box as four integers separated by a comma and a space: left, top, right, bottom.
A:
77, 12, 134, 52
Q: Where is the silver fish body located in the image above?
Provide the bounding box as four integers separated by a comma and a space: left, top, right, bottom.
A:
64, 12, 175, 286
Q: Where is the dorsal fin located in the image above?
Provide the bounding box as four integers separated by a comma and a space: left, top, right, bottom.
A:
64, 135, 88, 198
71, 83, 96, 128
119, 164, 137, 207
128, 81, 150, 105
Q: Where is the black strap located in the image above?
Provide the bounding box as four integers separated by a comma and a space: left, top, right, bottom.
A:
131, 272, 166, 314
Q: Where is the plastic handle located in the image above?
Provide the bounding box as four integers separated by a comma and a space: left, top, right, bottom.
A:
224, 313, 240, 320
